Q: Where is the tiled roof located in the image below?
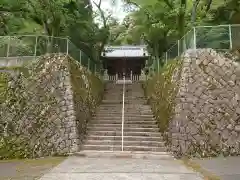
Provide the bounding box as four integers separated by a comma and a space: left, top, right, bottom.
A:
102, 45, 148, 57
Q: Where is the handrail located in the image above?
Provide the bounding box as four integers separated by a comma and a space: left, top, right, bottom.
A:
121, 75, 125, 151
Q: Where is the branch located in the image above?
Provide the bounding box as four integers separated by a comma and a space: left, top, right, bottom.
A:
98, 0, 102, 7
205, 0, 213, 12
162, 0, 173, 9
92, 0, 107, 27
191, 0, 201, 24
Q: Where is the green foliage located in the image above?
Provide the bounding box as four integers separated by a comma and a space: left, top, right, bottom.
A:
111, 0, 237, 62
196, 26, 231, 49
144, 59, 182, 132
0, 0, 116, 61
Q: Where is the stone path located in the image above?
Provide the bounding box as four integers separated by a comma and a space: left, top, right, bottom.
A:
39, 156, 203, 180
193, 156, 240, 180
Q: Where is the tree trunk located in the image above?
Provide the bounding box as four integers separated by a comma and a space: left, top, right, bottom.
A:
191, 0, 201, 25
178, 0, 187, 38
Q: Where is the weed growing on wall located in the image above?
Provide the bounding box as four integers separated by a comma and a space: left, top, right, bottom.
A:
144, 60, 182, 132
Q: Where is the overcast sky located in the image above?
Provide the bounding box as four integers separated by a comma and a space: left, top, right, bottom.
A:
91, 0, 127, 21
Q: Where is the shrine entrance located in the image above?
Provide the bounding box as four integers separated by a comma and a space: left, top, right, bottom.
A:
103, 57, 146, 80
101, 45, 149, 81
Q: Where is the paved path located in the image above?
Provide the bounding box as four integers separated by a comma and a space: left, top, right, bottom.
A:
39, 156, 203, 180
193, 156, 240, 180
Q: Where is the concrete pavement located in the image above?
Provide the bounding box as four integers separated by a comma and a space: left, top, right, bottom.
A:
39, 155, 203, 180
193, 156, 240, 180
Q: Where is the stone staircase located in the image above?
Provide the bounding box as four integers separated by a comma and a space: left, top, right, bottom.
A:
79, 82, 167, 154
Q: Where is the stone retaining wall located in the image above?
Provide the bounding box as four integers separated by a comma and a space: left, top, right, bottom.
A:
146, 49, 240, 158
0, 54, 103, 159
168, 49, 240, 157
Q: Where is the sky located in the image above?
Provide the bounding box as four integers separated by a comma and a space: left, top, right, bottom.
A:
91, 0, 128, 22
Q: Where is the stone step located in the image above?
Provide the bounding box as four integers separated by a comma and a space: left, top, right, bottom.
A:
88, 127, 159, 133
95, 109, 150, 113
74, 150, 173, 160
125, 99, 147, 102
84, 140, 165, 147
90, 119, 157, 125
82, 144, 167, 152
91, 118, 156, 122
93, 113, 154, 117
101, 101, 147, 105
97, 109, 151, 112
95, 112, 153, 115
104, 95, 145, 96
98, 106, 151, 110
104, 89, 122, 91
97, 107, 151, 110
87, 135, 163, 141
87, 130, 161, 137
98, 104, 151, 108
88, 123, 158, 128
124, 99, 147, 101
109, 105, 150, 108
98, 105, 123, 108
101, 100, 123, 104
96, 109, 152, 113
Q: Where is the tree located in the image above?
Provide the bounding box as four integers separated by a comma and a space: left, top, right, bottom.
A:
0, 0, 116, 62
1, 0, 237, 62
109, 0, 236, 65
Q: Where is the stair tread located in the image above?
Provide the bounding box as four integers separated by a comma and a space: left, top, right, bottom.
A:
84, 144, 165, 147
77, 150, 169, 155
87, 130, 160, 133
90, 122, 157, 125
92, 117, 155, 120
88, 127, 159, 130
95, 112, 152, 114
87, 135, 163, 138
91, 119, 156, 121
88, 125, 158, 128
86, 138, 163, 141
90, 119, 156, 121
87, 136, 164, 142
89, 124, 157, 126
85, 140, 165, 144
82, 145, 167, 152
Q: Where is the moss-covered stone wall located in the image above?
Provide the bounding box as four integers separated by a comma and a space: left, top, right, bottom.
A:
0, 54, 103, 159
